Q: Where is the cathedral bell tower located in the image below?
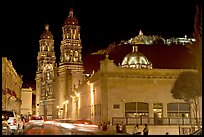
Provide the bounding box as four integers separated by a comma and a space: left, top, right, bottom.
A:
60, 8, 83, 65
58, 8, 84, 119
36, 24, 56, 120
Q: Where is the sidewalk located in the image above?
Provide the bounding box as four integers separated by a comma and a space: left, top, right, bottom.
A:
96, 125, 131, 135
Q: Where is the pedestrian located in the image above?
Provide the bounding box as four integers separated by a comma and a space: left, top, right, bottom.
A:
98, 123, 102, 130
102, 122, 107, 131
104, 122, 108, 131
122, 122, 126, 133
132, 124, 141, 135
143, 124, 149, 135
116, 124, 122, 133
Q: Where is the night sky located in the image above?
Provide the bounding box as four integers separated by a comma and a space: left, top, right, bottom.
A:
2, 0, 198, 87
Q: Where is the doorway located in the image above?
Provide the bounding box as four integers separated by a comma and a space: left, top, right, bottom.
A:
153, 103, 163, 125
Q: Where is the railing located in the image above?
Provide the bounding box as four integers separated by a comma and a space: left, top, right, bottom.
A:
112, 117, 202, 126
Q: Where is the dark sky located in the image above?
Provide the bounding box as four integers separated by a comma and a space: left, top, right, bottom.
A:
2, 0, 198, 86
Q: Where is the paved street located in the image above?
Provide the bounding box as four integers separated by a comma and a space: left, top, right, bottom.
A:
23, 124, 99, 135
23, 124, 130, 135
23, 125, 69, 135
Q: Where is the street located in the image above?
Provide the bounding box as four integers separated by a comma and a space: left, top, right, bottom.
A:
24, 124, 69, 135
23, 124, 97, 135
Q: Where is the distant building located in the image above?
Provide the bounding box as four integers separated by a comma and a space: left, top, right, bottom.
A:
120, 31, 195, 46
166, 35, 196, 45
2, 57, 23, 114
21, 87, 33, 116
124, 30, 166, 45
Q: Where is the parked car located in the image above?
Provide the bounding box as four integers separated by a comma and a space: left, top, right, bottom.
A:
2, 110, 24, 135
2, 117, 11, 135
28, 115, 44, 128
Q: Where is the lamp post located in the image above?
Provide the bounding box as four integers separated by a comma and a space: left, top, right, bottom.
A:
43, 85, 48, 121
63, 101, 66, 119
65, 100, 69, 119
43, 99, 47, 121
56, 106, 59, 119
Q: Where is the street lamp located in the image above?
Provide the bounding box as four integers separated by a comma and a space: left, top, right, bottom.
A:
56, 106, 60, 119
66, 100, 69, 104
63, 100, 69, 119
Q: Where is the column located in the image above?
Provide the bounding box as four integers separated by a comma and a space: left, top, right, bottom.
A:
148, 102, 154, 118
163, 103, 168, 118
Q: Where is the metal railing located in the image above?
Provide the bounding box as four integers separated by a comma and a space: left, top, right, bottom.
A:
112, 117, 202, 126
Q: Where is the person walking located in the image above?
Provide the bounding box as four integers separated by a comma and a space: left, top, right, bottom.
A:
102, 122, 108, 131
121, 122, 127, 133
143, 124, 149, 135
116, 124, 122, 133
132, 124, 141, 135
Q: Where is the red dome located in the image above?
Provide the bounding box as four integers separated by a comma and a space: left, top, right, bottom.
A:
64, 17, 79, 25
64, 8, 79, 25
40, 24, 53, 39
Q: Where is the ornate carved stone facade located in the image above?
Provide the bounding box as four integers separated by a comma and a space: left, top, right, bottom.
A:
36, 8, 84, 120
2, 57, 23, 114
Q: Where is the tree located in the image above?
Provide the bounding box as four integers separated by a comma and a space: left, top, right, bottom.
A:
171, 71, 201, 128
185, 2, 202, 129
186, 2, 202, 94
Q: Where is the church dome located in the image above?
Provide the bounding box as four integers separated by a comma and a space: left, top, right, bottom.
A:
64, 8, 79, 25
40, 24, 53, 39
121, 46, 152, 69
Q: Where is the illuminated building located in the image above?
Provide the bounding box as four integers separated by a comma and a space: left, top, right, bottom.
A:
35, 9, 201, 133
71, 46, 201, 135
2, 57, 23, 114
120, 30, 195, 46
73, 47, 201, 124
125, 30, 166, 45
166, 35, 196, 45
36, 8, 84, 120
21, 87, 33, 116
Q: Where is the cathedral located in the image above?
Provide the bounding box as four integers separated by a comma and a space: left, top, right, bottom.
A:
35, 8, 84, 120
35, 8, 201, 132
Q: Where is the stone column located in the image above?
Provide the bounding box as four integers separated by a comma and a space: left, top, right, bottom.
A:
148, 102, 154, 118
163, 103, 168, 118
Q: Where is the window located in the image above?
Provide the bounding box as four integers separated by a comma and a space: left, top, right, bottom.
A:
167, 103, 190, 118
125, 102, 149, 117
113, 104, 120, 109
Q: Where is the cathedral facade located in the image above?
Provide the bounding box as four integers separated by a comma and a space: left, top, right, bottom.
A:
35, 8, 201, 128
35, 8, 84, 120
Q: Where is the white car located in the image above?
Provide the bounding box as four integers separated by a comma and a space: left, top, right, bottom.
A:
2, 110, 24, 135
72, 120, 99, 133
28, 116, 44, 128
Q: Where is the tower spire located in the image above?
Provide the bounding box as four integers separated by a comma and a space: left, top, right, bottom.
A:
45, 24, 49, 31
139, 30, 143, 35
69, 8, 74, 17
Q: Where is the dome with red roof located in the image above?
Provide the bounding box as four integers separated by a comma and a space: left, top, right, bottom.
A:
40, 24, 53, 39
64, 8, 79, 25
